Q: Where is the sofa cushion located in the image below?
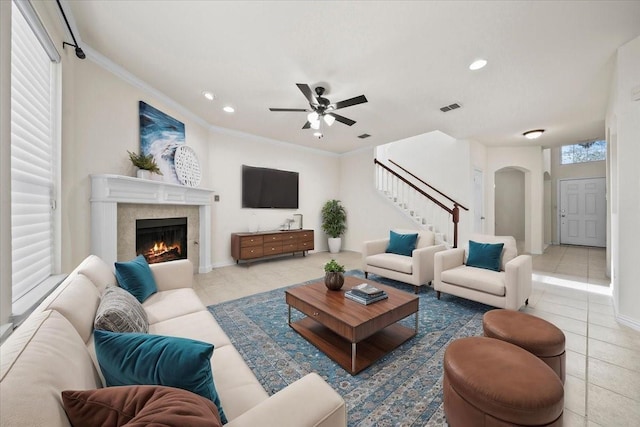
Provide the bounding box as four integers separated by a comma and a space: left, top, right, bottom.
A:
41, 275, 101, 343
114, 255, 157, 303
386, 230, 418, 256
0, 311, 102, 427
94, 286, 149, 333
143, 288, 206, 324
441, 265, 506, 296
94, 330, 227, 423
365, 253, 413, 274
62, 385, 221, 427
466, 241, 504, 272
149, 310, 233, 349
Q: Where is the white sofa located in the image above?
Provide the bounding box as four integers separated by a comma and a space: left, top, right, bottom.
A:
0, 255, 346, 427
362, 229, 445, 293
433, 235, 532, 310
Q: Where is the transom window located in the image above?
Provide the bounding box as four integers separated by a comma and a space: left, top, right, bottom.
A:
561, 140, 606, 165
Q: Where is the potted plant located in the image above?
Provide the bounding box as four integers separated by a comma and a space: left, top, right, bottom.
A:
128, 150, 163, 180
321, 199, 347, 254
324, 259, 345, 290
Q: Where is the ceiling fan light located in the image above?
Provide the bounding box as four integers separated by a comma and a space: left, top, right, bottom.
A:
307, 112, 319, 123
310, 120, 320, 130
323, 114, 336, 126
313, 132, 323, 138
523, 129, 545, 139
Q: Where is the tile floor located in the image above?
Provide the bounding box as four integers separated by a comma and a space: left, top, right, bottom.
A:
194, 246, 640, 427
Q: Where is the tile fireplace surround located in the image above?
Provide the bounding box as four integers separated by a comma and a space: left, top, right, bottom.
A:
90, 174, 214, 273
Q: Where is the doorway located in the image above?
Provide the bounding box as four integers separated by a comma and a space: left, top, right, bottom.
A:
559, 177, 606, 247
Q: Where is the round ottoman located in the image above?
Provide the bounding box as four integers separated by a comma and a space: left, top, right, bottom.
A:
443, 337, 564, 427
483, 309, 566, 383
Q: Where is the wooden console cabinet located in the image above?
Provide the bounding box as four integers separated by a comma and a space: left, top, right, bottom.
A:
231, 229, 314, 263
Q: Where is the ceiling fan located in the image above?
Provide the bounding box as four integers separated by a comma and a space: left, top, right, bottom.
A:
269, 83, 368, 130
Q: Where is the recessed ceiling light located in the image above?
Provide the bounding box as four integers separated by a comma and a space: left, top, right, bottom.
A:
202, 91, 215, 101
469, 59, 487, 71
523, 129, 545, 139
223, 106, 235, 113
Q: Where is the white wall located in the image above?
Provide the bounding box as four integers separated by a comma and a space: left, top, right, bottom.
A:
486, 146, 544, 254
208, 129, 339, 266
606, 35, 640, 328
495, 168, 525, 240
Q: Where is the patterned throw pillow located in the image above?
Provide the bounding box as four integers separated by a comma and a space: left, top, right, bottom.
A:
94, 286, 149, 333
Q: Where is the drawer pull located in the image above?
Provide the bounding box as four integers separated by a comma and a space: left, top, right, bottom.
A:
313, 312, 319, 316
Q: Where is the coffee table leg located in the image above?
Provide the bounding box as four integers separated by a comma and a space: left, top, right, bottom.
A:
352, 342, 356, 373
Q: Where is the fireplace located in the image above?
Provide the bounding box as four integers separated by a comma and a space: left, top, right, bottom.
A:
136, 217, 187, 264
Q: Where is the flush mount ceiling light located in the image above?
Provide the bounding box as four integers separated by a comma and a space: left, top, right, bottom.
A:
202, 91, 215, 101
469, 59, 487, 70
523, 129, 545, 139
223, 106, 235, 113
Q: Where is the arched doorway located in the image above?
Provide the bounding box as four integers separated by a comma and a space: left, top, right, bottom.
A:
495, 167, 526, 252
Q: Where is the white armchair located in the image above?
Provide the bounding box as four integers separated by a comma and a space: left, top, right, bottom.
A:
433, 234, 532, 310
362, 229, 446, 293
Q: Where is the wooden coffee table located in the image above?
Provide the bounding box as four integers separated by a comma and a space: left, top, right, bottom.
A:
285, 276, 419, 374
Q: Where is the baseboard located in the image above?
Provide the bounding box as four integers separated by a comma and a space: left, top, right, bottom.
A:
615, 311, 640, 332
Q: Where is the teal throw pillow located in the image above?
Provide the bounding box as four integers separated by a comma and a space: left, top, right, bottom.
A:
94, 330, 227, 424
466, 240, 504, 272
385, 230, 419, 257
114, 255, 157, 303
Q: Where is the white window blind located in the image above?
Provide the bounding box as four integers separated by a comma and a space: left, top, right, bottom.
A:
10, 2, 56, 302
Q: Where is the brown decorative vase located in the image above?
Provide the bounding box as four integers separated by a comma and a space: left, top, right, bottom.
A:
324, 272, 344, 291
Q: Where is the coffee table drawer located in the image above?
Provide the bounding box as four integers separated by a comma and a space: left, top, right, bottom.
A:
286, 297, 352, 339
240, 246, 264, 259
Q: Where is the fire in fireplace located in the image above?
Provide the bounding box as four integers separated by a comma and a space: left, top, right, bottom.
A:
136, 217, 187, 264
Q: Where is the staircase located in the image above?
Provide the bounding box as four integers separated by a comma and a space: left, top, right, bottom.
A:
374, 158, 468, 248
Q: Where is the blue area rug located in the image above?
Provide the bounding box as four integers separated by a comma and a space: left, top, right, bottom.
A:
208, 271, 492, 426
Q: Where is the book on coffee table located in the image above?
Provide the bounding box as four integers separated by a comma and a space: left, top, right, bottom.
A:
345, 290, 388, 305
350, 283, 385, 298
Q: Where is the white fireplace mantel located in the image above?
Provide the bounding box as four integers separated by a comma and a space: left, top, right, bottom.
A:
90, 174, 215, 273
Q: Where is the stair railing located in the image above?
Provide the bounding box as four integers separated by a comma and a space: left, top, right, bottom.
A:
374, 158, 469, 248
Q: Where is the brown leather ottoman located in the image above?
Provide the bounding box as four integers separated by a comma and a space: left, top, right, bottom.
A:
483, 309, 566, 383
443, 337, 564, 427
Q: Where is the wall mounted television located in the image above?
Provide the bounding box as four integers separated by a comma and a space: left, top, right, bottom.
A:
242, 165, 299, 209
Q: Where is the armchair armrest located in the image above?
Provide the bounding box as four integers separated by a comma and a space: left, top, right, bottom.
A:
412, 244, 446, 284
149, 259, 193, 291
504, 254, 532, 310
434, 248, 465, 287
362, 238, 389, 258
226, 373, 346, 427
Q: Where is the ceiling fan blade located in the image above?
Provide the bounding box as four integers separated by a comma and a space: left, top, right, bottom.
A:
269, 108, 310, 112
296, 83, 316, 105
302, 121, 311, 129
333, 95, 368, 110
328, 113, 356, 126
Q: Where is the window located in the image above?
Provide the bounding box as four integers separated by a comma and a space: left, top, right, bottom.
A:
561, 140, 606, 165
10, 0, 61, 309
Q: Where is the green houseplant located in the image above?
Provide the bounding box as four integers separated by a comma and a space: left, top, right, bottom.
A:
128, 150, 163, 178
321, 199, 347, 254
323, 259, 345, 290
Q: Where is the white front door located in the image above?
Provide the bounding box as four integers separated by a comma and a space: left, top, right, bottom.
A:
473, 169, 484, 233
559, 177, 606, 247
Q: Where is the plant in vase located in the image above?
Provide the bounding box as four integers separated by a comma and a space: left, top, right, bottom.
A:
321, 199, 346, 254
127, 150, 163, 180
323, 259, 345, 290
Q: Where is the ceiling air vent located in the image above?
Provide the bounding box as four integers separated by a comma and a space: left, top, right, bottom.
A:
358, 133, 371, 139
440, 102, 461, 112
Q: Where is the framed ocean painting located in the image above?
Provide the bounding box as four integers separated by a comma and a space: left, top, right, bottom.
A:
139, 101, 185, 184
